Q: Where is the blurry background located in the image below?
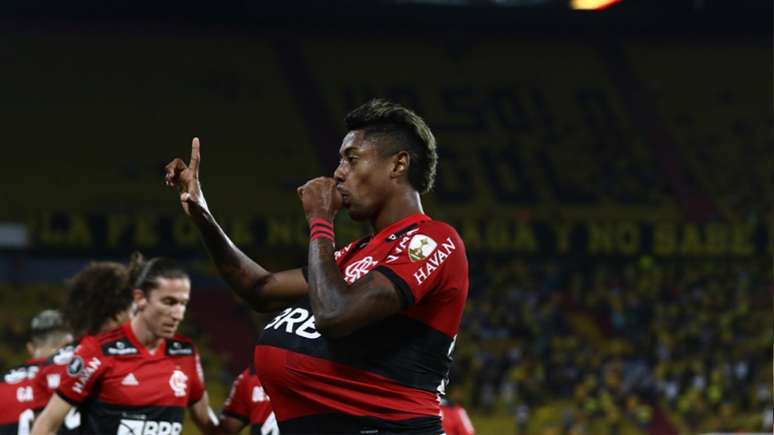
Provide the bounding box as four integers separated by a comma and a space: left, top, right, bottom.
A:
0, 0, 771, 433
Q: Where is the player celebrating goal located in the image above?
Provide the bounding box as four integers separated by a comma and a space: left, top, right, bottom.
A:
165, 99, 469, 434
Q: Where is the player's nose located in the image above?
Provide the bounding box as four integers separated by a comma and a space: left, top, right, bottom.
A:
333, 162, 346, 183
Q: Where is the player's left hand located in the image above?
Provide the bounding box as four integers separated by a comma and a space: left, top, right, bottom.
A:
297, 177, 342, 222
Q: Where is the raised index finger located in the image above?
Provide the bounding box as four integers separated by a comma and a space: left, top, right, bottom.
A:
189, 137, 201, 174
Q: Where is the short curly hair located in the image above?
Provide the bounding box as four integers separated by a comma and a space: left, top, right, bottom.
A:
63, 261, 132, 336
345, 99, 437, 194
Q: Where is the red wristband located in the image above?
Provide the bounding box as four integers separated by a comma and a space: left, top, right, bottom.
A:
309, 218, 335, 243
309, 217, 334, 230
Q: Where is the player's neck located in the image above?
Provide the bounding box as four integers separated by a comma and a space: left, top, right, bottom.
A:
130, 317, 164, 353
371, 190, 423, 233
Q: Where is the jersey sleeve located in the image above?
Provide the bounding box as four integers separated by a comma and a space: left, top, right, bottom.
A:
442, 404, 475, 435
32, 365, 58, 408
55, 338, 108, 406
187, 351, 205, 406
34, 344, 75, 400
374, 222, 466, 307
250, 381, 274, 428
221, 369, 251, 422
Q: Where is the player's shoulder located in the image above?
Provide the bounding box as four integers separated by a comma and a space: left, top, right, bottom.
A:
417, 219, 459, 237
409, 219, 466, 258
44, 340, 79, 367
91, 324, 127, 345
1, 359, 42, 384
84, 325, 141, 357
165, 334, 196, 357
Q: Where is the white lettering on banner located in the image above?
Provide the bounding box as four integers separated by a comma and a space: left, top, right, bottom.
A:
344, 256, 378, 284
72, 357, 101, 394
270, 308, 321, 339
413, 237, 456, 285
116, 420, 182, 435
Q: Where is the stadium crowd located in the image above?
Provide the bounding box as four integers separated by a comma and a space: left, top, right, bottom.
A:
2, 253, 768, 434
452, 256, 771, 433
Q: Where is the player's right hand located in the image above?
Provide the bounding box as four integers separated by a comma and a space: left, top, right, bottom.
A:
165, 137, 209, 217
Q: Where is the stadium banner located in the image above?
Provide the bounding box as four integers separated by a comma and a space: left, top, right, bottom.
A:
18, 212, 769, 257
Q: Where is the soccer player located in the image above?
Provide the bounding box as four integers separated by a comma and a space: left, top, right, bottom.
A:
0, 309, 72, 435
165, 99, 469, 433
218, 364, 278, 435
31, 256, 218, 435
32, 259, 137, 433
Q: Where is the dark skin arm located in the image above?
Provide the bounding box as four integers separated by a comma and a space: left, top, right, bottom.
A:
298, 177, 403, 338
164, 138, 307, 312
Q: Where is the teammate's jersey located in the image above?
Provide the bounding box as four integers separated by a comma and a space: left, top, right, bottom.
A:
56, 323, 205, 435
440, 400, 475, 435
0, 358, 47, 435
33, 341, 84, 434
255, 214, 469, 434
222, 366, 278, 435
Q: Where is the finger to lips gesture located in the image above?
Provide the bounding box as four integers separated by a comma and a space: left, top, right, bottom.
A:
297, 177, 342, 222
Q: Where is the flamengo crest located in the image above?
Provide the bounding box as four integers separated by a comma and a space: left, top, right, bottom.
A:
168, 369, 188, 397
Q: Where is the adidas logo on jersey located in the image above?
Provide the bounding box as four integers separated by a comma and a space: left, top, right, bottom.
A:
121, 373, 139, 386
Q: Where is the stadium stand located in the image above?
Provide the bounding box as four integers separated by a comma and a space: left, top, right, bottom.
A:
0, 8, 770, 433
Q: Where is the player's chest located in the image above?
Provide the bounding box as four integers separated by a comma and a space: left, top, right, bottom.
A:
97, 357, 193, 404
337, 236, 411, 284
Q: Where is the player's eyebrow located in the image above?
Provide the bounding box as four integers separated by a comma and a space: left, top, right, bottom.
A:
340, 146, 359, 157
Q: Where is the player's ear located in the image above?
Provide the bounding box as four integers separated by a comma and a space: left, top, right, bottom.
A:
132, 288, 147, 309
391, 151, 409, 179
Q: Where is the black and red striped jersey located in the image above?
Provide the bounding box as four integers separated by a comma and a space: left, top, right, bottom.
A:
56, 323, 205, 435
255, 214, 469, 434
0, 358, 47, 435
33, 340, 84, 434
222, 366, 278, 435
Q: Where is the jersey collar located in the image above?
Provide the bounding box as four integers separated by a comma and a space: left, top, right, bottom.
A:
25, 357, 47, 366
123, 322, 166, 357
372, 213, 431, 245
